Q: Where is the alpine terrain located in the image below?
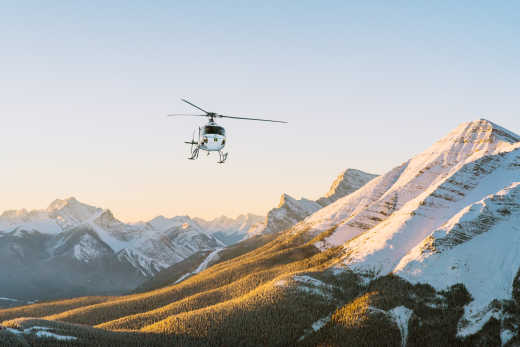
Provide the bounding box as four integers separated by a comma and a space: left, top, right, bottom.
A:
248, 169, 378, 236
0, 199, 246, 300
1, 119, 519, 347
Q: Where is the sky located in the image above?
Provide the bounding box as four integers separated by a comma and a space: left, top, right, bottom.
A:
1, 1, 519, 222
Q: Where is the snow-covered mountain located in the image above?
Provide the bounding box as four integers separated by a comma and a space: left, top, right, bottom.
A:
0, 198, 224, 299
316, 169, 378, 207
249, 194, 322, 236
249, 169, 378, 236
295, 119, 520, 336
194, 214, 264, 245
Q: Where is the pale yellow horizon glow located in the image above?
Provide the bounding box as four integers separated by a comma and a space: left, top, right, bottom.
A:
0, 175, 340, 223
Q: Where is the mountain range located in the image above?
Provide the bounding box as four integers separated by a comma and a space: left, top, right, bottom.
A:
1, 119, 518, 346
249, 168, 378, 236
0, 168, 376, 301
0, 199, 225, 300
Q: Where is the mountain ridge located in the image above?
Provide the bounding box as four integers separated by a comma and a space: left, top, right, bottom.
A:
0, 199, 226, 300
2, 119, 519, 346
250, 169, 378, 236
295, 119, 520, 335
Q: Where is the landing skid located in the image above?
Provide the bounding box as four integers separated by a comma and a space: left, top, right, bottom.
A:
217, 151, 228, 164
187, 143, 199, 160
185, 143, 228, 164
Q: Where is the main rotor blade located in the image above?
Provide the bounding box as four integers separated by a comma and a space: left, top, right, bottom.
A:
218, 114, 287, 123
181, 99, 210, 114
167, 114, 208, 117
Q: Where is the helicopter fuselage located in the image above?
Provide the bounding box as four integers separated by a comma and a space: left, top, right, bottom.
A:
199, 133, 225, 151
198, 123, 226, 152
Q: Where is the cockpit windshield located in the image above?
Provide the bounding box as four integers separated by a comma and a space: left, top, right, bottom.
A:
202, 125, 225, 136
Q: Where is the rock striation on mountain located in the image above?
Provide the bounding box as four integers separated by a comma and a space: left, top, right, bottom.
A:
296, 119, 520, 335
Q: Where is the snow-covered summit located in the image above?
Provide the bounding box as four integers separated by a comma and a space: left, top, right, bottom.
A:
194, 214, 264, 245
194, 214, 263, 233
278, 194, 321, 213
146, 215, 199, 232
47, 197, 104, 231
252, 194, 322, 236
297, 119, 520, 335
303, 119, 519, 243
249, 169, 378, 237
0, 197, 223, 277
317, 169, 378, 207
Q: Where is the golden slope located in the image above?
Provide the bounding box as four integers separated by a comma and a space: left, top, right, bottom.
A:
0, 296, 115, 323
36, 229, 324, 325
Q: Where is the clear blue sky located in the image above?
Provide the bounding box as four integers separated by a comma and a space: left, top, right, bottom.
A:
1, 1, 519, 221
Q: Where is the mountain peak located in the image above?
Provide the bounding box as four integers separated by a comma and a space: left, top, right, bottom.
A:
1, 208, 28, 217
399, 118, 520, 174
446, 119, 519, 146
317, 169, 378, 207
278, 193, 296, 208
47, 197, 81, 212
45, 197, 103, 230
147, 215, 196, 231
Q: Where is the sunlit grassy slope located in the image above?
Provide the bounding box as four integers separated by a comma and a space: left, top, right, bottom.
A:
0, 296, 116, 323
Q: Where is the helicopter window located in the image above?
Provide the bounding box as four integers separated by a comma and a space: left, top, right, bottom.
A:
203, 126, 225, 136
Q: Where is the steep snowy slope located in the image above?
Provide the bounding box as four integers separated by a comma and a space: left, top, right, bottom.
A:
303, 119, 519, 245
317, 169, 378, 207
250, 169, 378, 237
249, 194, 322, 236
297, 119, 520, 335
395, 182, 520, 335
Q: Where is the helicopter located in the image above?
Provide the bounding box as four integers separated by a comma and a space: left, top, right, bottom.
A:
168, 99, 287, 163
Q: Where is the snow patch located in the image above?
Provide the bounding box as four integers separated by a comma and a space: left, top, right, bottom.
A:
174, 248, 223, 284
0, 297, 19, 302
194, 248, 222, 274
6, 328, 24, 335
73, 233, 104, 262
5, 326, 77, 341
35, 331, 77, 341
312, 315, 331, 331
457, 304, 503, 337
292, 275, 336, 299
274, 279, 288, 287
388, 306, 413, 347
292, 275, 335, 291
501, 329, 514, 346
297, 286, 333, 299
298, 315, 332, 342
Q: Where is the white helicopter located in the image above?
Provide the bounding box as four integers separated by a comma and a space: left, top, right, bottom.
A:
168, 99, 287, 163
